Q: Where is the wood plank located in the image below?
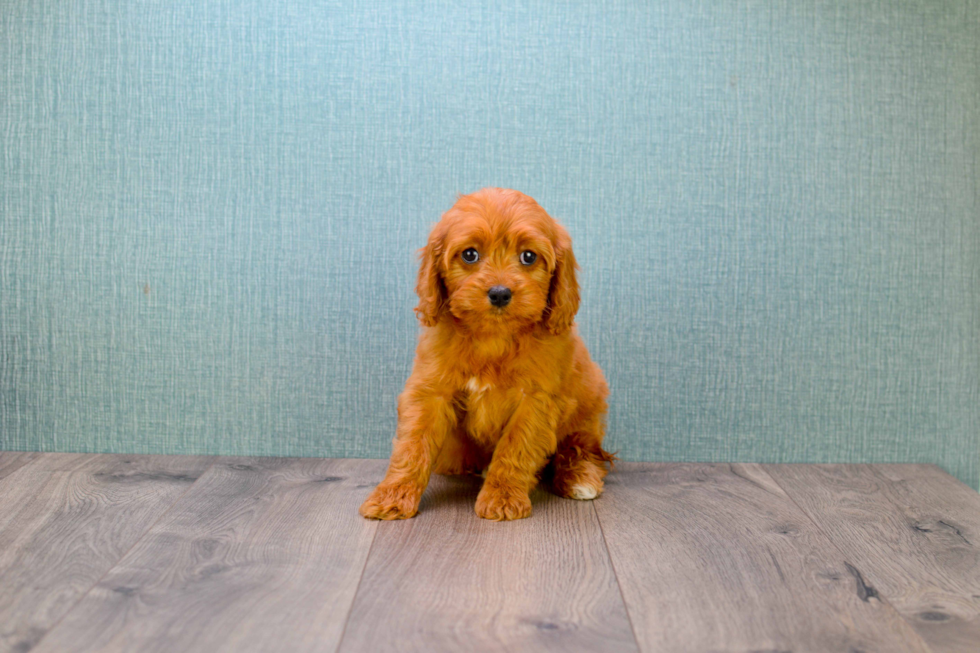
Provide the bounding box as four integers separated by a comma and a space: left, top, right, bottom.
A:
0, 453, 214, 653
595, 463, 932, 653
0, 452, 41, 481
339, 474, 638, 653
31, 457, 383, 653
767, 463, 980, 653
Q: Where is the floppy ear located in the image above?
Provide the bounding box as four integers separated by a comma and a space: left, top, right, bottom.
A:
545, 223, 580, 335
414, 223, 448, 327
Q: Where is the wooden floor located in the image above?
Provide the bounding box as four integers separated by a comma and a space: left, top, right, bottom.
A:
0, 454, 978, 653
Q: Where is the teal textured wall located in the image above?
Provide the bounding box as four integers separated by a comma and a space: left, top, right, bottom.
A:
1, 1, 978, 487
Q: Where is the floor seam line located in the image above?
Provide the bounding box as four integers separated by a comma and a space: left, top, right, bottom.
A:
333, 496, 381, 653
592, 498, 642, 652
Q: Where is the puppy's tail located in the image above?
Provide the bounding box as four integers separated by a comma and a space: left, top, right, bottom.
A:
596, 446, 619, 470
550, 439, 618, 473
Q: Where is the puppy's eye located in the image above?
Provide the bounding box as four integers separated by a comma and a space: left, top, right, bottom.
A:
520, 250, 537, 266
461, 248, 480, 264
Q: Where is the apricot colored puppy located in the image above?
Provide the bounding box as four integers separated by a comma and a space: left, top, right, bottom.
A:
360, 188, 613, 521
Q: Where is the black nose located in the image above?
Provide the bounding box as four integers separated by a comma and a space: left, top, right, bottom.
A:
487, 285, 512, 308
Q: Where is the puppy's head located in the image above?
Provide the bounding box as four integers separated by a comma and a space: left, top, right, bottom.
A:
415, 188, 579, 335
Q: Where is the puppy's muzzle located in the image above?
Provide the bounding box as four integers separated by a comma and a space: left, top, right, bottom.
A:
487, 285, 512, 308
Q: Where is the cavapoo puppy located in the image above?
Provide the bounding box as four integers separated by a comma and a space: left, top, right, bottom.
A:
360, 188, 613, 521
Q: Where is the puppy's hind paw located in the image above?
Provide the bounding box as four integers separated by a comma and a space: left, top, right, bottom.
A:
568, 482, 601, 500
551, 455, 606, 501
359, 482, 423, 520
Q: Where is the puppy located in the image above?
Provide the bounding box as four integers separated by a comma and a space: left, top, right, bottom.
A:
360, 188, 613, 521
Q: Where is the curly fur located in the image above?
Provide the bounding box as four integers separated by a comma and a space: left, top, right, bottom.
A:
360, 188, 613, 521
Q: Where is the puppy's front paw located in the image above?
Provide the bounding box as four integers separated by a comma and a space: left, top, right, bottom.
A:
475, 484, 532, 521
359, 482, 423, 520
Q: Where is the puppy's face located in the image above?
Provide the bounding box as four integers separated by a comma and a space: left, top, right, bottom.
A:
416, 188, 580, 335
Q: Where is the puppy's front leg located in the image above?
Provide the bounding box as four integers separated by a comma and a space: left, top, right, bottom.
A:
475, 392, 558, 521
360, 390, 456, 520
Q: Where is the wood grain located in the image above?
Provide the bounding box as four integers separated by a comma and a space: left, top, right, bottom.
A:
339, 473, 638, 653
6, 456, 974, 653
0, 452, 40, 481
595, 462, 932, 653
0, 453, 213, 653
31, 457, 384, 653
767, 463, 980, 653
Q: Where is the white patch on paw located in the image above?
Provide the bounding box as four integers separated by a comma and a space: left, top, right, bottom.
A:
570, 484, 598, 500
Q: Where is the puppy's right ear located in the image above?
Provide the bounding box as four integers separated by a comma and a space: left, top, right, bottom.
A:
414, 222, 448, 327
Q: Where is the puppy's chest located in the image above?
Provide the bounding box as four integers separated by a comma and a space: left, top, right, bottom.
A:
459, 376, 520, 444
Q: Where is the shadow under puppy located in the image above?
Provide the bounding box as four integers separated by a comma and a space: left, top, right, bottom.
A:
360, 188, 613, 521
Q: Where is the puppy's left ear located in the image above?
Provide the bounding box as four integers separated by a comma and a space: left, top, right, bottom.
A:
545, 222, 580, 335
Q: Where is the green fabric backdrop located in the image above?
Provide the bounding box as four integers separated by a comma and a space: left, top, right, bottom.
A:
1, 1, 978, 487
